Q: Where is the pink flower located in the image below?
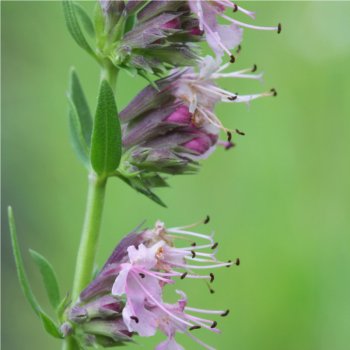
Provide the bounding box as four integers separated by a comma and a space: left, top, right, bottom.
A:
109, 218, 237, 349
174, 55, 276, 138
189, 0, 281, 60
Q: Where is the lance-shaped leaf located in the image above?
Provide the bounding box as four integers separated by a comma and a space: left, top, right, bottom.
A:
73, 2, 95, 37
117, 174, 167, 208
56, 293, 71, 321
7, 207, 63, 339
62, 1, 96, 59
90, 80, 122, 176
40, 313, 63, 339
29, 249, 61, 310
67, 69, 93, 166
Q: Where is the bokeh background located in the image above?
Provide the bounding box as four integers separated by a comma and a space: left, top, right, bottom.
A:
2, 1, 350, 349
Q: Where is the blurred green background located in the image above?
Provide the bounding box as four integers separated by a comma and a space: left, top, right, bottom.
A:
2, 1, 350, 350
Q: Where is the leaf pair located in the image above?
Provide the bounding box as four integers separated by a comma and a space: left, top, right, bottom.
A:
8, 207, 63, 339
68, 70, 122, 176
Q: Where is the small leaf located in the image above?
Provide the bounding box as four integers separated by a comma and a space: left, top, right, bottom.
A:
124, 14, 135, 34
90, 80, 122, 176
40, 313, 63, 339
93, 2, 105, 39
56, 293, 71, 321
8, 207, 41, 316
62, 1, 96, 59
67, 69, 93, 166
29, 249, 61, 310
117, 175, 167, 207
73, 2, 95, 37
8, 207, 62, 339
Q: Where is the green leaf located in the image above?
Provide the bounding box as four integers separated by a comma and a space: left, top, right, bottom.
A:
67, 68, 93, 166
8, 206, 41, 316
29, 249, 61, 310
73, 2, 95, 37
117, 175, 167, 207
62, 1, 96, 59
90, 80, 122, 176
8, 207, 63, 339
39, 313, 63, 339
56, 293, 71, 321
124, 14, 136, 34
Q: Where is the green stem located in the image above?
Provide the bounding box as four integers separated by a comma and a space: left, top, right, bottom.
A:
61, 337, 76, 350
72, 173, 107, 301
62, 174, 107, 350
63, 58, 118, 350
101, 59, 119, 93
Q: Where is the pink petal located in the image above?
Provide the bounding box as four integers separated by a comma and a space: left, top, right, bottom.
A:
156, 337, 185, 350
111, 265, 131, 296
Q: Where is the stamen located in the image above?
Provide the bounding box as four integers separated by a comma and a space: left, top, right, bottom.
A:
236, 45, 242, 54
186, 315, 220, 333
230, 55, 235, 63
135, 269, 174, 283
167, 228, 214, 243
277, 23, 282, 34
211, 242, 219, 249
270, 88, 277, 96
228, 95, 238, 101
221, 310, 230, 317
192, 242, 197, 247
186, 257, 217, 263
175, 261, 231, 269
186, 331, 216, 350
184, 274, 213, 280
211, 321, 217, 328
139, 273, 145, 278
185, 314, 213, 325
170, 215, 211, 231
219, 0, 255, 18
235, 258, 240, 266
183, 244, 214, 250
191, 250, 196, 258
252, 64, 257, 72
231, 91, 276, 104
197, 107, 227, 132
203, 22, 233, 59
130, 316, 139, 323
210, 273, 215, 283
186, 307, 229, 315
189, 325, 201, 331
221, 14, 280, 32
227, 132, 232, 142
235, 129, 245, 136
181, 272, 188, 279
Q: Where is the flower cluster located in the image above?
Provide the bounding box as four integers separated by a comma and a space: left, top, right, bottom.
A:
118, 55, 276, 198
66, 218, 238, 349
99, 1, 202, 75
102, 0, 282, 202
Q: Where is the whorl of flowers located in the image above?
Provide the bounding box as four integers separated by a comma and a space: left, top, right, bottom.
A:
64, 218, 238, 349
94, 0, 282, 204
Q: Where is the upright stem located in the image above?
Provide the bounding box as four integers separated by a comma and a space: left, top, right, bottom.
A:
62, 173, 107, 350
71, 173, 107, 301
63, 60, 118, 350
101, 59, 119, 93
